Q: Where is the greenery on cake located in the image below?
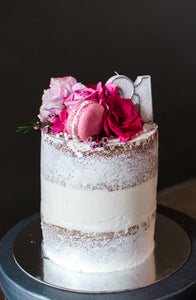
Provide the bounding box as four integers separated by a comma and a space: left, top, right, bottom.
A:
16, 121, 52, 134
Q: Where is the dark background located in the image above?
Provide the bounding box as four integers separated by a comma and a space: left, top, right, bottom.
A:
1, 0, 196, 238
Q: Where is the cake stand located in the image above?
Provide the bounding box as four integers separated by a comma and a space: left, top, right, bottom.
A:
0, 205, 196, 300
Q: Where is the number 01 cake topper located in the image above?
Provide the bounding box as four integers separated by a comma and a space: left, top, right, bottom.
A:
106, 74, 153, 122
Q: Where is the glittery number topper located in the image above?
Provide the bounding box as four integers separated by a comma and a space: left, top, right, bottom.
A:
106, 75, 153, 122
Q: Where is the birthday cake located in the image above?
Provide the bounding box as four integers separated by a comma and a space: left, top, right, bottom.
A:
37, 75, 158, 273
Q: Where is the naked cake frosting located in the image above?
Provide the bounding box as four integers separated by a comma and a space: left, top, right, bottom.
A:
18, 74, 158, 273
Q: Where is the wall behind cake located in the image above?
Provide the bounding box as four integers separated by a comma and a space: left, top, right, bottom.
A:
1, 0, 196, 237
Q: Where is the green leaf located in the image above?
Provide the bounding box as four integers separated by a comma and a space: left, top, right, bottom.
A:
16, 120, 53, 134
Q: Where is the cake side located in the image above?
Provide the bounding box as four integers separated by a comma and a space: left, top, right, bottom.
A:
41, 122, 158, 191
41, 211, 156, 272
41, 122, 158, 231
41, 122, 158, 272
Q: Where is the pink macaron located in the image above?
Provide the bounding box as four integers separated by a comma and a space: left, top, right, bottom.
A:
66, 101, 105, 141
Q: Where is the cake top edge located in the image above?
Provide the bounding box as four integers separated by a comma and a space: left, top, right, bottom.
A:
17, 74, 155, 150
42, 122, 158, 155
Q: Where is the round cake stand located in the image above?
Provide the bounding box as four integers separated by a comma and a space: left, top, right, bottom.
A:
0, 205, 196, 300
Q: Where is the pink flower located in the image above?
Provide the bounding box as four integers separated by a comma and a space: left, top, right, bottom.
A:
103, 95, 144, 142
63, 84, 98, 106
84, 82, 118, 105
96, 82, 118, 97
96, 82, 118, 104
39, 77, 143, 142
39, 76, 77, 121
81, 81, 118, 105
51, 108, 68, 134
105, 83, 118, 96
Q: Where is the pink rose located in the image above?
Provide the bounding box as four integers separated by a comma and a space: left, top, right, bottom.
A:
85, 82, 118, 105
51, 108, 68, 134
63, 84, 99, 106
95, 82, 118, 97
103, 95, 144, 142
39, 76, 77, 121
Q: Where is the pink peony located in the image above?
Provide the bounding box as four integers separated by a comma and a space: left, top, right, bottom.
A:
39, 76, 77, 122
63, 84, 99, 106
51, 108, 68, 134
105, 82, 118, 96
103, 95, 144, 142
85, 82, 118, 105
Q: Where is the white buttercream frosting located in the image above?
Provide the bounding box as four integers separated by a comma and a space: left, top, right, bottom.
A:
42, 216, 155, 273
40, 122, 158, 272
42, 122, 157, 156
41, 176, 157, 232
41, 123, 158, 191
43, 250, 155, 291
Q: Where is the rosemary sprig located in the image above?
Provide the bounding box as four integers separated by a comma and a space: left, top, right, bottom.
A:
16, 122, 36, 134
42, 255, 49, 260
16, 121, 53, 133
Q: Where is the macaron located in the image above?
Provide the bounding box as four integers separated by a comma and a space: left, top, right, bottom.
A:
66, 101, 104, 141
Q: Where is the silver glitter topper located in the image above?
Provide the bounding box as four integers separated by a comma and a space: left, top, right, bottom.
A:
106, 74, 153, 122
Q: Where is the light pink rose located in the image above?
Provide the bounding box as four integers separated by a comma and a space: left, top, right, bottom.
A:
39, 76, 77, 121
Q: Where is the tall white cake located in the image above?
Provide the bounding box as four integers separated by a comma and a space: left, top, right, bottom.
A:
32, 74, 159, 273
41, 122, 158, 272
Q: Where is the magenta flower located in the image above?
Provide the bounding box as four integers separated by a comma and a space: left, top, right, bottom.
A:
51, 108, 68, 134
90, 82, 118, 105
85, 137, 93, 143
41, 126, 49, 133
63, 85, 98, 106
98, 141, 105, 147
102, 137, 108, 143
90, 142, 97, 149
103, 95, 144, 142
